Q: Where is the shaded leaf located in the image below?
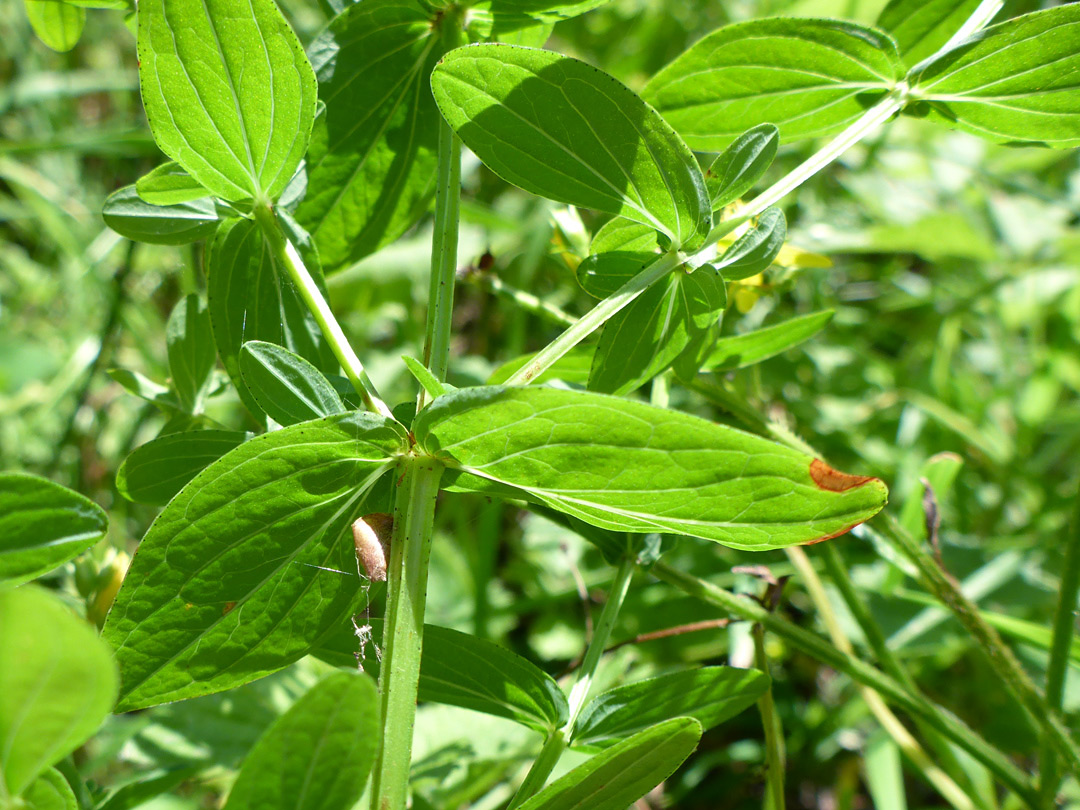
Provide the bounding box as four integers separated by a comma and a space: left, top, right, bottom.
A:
136, 161, 210, 205
706, 123, 779, 211
102, 185, 221, 246
643, 18, 901, 150
714, 207, 786, 281
432, 44, 711, 249
0, 473, 108, 585
414, 386, 888, 550
21, 768, 78, 810
166, 294, 216, 414
0, 586, 118, 796
704, 310, 833, 371
576, 219, 659, 299
239, 341, 345, 426
116, 430, 250, 505
102, 412, 405, 710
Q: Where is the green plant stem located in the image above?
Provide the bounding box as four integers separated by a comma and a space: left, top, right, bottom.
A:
371, 458, 444, 810
651, 561, 1038, 806
507, 556, 636, 808
753, 622, 785, 810
875, 514, 1080, 777
467, 270, 577, 328
939, 0, 1002, 53
252, 203, 394, 420
419, 118, 462, 411
1040, 489, 1080, 804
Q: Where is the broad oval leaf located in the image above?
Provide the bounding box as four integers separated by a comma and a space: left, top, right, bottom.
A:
576, 219, 660, 299
136, 161, 210, 205
295, 0, 448, 269
222, 672, 379, 810
116, 430, 250, 505
643, 18, 902, 150
24, 0, 85, 52
572, 667, 768, 748
876, 0, 982, 67
431, 44, 711, 249
0, 586, 118, 796
207, 217, 336, 421
166, 294, 216, 414
705, 310, 834, 371
0, 473, 108, 585
312, 620, 568, 733
22, 768, 78, 810
706, 123, 779, 211
414, 386, 888, 549
714, 207, 786, 281
137, 0, 317, 201
102, 185, 221, 246
517, 717, 702, 810
908, 5, 1080, 148
102, 412, 406, 710
239, 341, 346, 426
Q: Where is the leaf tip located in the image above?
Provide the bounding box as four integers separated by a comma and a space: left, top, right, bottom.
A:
808, 458, 876, 493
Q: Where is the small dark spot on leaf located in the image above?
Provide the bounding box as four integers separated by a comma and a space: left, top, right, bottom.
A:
222, 601, 236, 615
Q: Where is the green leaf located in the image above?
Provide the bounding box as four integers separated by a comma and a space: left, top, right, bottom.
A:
0, 586, 118, 796
714, 207, 786, 281
402, 356, 450, 401
166, 295, 217, 414
704, 310, 834, 371
239, 341, 346, 427
0, 473, 108, 585
102, 185, 221, 246
572, 667, 768, 748
116, 430, 250, 505
207, 217, 336, 421
102, 412, 405, 710
907, 5, 1080, 148
876, 0, 982, 67
96, 768, 202, 810
488, 347, 594, 386
24, 0, 85, 52
222, 672, 379, 810
643, 18, 902, 150
21, 768, 78, 810
517, 718, 702, 810
136, 161, 210, 205
312, 620, 568, 733
431, 44, 711, 249
294, 0, 448, 269
576, 219, 660, 299
136, 0, 317, 201
464, 0, 612, 39
589, 266, 725, 395
706, 124, 779, 211
413, 386, 889, 550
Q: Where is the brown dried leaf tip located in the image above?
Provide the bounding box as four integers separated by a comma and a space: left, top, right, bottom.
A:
353, 513, 393, 582
809, 458, 875, 492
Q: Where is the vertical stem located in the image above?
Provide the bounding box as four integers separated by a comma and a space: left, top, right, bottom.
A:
507, 556, 636, 808
1039, 488, 1080, 804
252, 204, 394, 420
753, 623, 785, 810
371, 459, 444, 810
418, 118, 462, 411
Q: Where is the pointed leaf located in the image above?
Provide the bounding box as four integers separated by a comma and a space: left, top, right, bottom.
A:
907, 5, 1080, 148
102, 412, 406, 710
116, 430, 250, 505
102, 185, 221, 246
714, 207, 786, 281
136, 161, 210, 205
295, 0, 449, 268
643, 18, 901, 150
136, 0, 317, 201
166, 294, 216, 414
207, 217, 336, 421
704, 310, 833, 371
223, 672, 379, 810
432, 44, 711, 249
414, 386, 888, 550
876, 0, 982, 67
24, 0, 84, 51
706, 124, 779, 211
239, 341, 346, 426
572, 667, 768, 748
517, 718, 702, 810
21, 768, 78, 810
0, 473, 108, 585
0, 587, 118, 796
401, 355, 450, 400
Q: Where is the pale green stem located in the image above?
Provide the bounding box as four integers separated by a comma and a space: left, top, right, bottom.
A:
418, 119, 462, 411
939, 0, 1002, 53
874, 515, 1080, 779
1040, 487, 1080, 806
753, 621, 785, 810
651, 561, 1038, 806
507, 556, 636, 808
252, 204, 394, 420
371, 459, 444, 810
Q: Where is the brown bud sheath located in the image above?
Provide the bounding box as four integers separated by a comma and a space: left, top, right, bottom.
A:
352, 513, 393, 582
